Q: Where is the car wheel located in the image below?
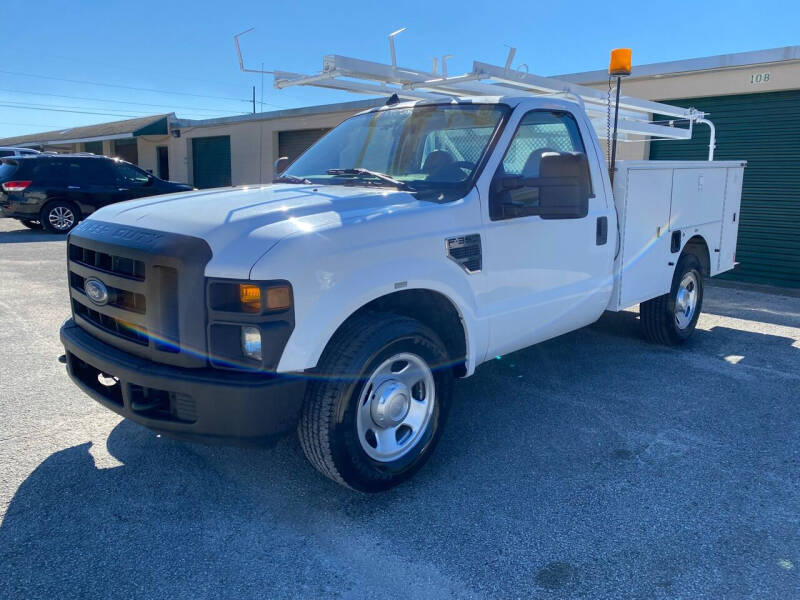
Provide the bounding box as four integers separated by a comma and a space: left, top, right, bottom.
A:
19, 219, 41, 230
41, 200, 80, 233
640, 253, 704, 345
298, 312, 453, 492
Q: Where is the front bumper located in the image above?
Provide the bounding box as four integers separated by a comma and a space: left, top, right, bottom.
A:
60, 319, 306, 443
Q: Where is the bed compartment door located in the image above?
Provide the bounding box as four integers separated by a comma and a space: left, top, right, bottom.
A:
617, 168, 674, 308
717, 167, 744, 274
670, 168, 728, 230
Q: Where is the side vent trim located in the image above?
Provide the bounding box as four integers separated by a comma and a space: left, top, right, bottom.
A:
446, 234, 482, 273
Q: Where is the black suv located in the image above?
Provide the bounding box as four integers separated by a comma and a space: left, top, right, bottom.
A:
0, 154, 193, 233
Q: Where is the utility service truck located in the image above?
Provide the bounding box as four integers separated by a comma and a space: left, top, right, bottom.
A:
60, 46, 744, 491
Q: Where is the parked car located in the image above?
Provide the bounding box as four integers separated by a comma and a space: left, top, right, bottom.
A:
0, 154, 193, 232
0, 146, 41, 158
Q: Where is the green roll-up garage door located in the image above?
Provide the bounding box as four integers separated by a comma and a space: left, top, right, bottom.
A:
192, 136, 232, 189
649, 90, 800, 288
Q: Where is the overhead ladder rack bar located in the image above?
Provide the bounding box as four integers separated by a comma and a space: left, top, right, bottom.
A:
274, 52, 716, 158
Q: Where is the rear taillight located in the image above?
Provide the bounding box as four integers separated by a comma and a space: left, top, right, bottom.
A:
2, 180, 32, 192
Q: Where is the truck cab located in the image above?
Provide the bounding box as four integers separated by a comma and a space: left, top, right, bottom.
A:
60, 95, 743, 491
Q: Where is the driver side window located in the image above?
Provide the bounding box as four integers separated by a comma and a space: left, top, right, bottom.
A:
501, 110, 585, 176
490, 110, 590, 221
114, 162, 150, 185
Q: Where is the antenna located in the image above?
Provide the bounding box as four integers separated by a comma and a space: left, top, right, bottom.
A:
388, 27, 407, 68
234, 27, 274, 74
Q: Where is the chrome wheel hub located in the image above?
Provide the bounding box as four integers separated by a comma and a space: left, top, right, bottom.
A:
48, 206, 75, 231
370, 380, 411, 428
675, 271, 698, 329
356, 352, 435, 463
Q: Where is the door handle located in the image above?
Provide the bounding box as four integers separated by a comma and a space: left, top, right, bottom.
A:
67, 186, 80, 190
596, 216, 608, 245
118, 188, 129, 191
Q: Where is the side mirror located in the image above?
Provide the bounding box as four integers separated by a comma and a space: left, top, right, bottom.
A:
274, 156, 290, 176
492, 153, 591, 220
536, 152, 591, 219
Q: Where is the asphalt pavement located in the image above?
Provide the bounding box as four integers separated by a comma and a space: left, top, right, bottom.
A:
1, 218, 799, 599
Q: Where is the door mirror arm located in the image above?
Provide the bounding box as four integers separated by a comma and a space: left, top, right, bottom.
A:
274, 156, 290, 176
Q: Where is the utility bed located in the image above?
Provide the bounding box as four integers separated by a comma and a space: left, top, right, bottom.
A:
607, 160, 745, 311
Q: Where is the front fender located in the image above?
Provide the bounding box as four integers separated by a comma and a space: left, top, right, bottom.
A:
273, 256, 486, 376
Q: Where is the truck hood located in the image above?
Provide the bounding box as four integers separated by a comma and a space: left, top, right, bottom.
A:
88, 184, 435, 278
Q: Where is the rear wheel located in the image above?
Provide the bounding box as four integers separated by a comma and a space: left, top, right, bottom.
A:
41, 200, 80, 233
640, 253, 704, 345
19, 219, 41, 230
298, 312, 453, 492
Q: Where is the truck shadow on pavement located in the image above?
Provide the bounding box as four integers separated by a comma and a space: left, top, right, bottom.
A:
2, 312, 799, 598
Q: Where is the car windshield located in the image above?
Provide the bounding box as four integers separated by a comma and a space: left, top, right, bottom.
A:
284, 103, 508, 200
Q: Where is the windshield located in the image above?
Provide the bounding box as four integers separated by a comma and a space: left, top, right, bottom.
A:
284, 103, 508, 200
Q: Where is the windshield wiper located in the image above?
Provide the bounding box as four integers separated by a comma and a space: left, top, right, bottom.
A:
273, 174, 311, 184
326, 168, 410, 190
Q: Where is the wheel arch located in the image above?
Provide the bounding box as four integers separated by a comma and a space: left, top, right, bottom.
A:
682, 234, 711, 277
278, 285, 476, 378
340, 288, 469, 378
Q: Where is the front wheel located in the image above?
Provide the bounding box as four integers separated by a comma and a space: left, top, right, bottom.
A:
640, 253, 704, 345
298, 313, 453, 492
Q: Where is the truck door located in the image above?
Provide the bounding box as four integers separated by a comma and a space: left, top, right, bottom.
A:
478, 106, 614, 358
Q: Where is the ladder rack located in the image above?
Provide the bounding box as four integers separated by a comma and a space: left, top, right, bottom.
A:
272, 52, 717, 160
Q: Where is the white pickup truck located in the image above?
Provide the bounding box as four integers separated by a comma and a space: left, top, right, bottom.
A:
60, 90, 744, 491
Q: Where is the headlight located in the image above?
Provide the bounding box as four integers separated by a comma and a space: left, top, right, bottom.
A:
264, 285, 291, 311
209, 281, 292, 314
241, 326, 262, 361
206, 279, 293, 371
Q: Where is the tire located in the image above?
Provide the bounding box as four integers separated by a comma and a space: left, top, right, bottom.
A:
41, 200, 80, 233
19, 219, 41, 230
640, 253, 704, 345
298, 312, 453, 492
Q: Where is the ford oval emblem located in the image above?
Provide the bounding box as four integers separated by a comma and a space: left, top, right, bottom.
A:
84, 278, 109, 306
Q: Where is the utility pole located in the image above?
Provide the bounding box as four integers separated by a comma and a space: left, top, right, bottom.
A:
252, 86, 256, 114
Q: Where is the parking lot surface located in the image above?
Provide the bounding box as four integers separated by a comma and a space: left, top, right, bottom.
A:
1, 218, 799, 599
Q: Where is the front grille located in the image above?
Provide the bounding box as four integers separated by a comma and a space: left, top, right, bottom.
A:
66, 222, 212, 368
72, 299, 149, 345
69, 243, 145, 280
70, 272, 147, 314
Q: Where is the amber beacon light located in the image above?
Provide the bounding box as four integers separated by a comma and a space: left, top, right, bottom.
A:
609, 48, 632, 77
607, 48, 633, 186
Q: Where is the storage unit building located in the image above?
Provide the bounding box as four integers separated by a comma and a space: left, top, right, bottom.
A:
562, 46, 800, 287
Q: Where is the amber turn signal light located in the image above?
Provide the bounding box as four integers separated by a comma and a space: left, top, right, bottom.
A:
238, 284, 262, 312
265, 285, 291, 311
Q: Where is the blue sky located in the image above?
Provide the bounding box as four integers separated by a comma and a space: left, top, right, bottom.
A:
1, 0, 797, 138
